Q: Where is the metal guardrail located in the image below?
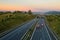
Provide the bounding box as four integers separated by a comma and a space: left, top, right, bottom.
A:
30, 22, 39, 40
21, 18, 39, 40
30, 19, 40, 40
20, 20, 36, 40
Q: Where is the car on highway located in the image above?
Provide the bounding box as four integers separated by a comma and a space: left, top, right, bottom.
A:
36, 23, 44, 29
36, 24, 40, 27
41, 24, 44, 26
41, 23, 44, 27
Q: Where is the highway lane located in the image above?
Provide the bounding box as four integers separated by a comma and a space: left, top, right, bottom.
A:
45, 21, 58, 40
31, 18, 57, 40
0, 19, 37, 40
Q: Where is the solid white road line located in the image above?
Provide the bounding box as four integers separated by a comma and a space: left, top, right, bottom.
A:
44, 23, 52, 40
46, 24, 58, 40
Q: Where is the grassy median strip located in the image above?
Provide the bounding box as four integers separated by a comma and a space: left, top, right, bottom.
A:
21, 20, 38, 40
45, 15, 60, 39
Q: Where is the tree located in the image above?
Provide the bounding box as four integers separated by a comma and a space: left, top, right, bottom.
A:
5, 11, 11, 14
24, 11, 27, 14
13, 11, 23, 14
28, 10, 32, 14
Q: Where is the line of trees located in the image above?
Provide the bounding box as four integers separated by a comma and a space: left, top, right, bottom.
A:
0, 10, 32, 15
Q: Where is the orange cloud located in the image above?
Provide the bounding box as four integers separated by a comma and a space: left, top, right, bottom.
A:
0, 2, 60, 11
0, 4, 33, 11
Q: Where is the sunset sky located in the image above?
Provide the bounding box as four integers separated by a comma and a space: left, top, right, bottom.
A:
0, 0, 60, 12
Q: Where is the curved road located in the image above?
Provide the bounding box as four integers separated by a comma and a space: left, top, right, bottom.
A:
0, 19, 37, 40
0, 18, 58, 40
31, 18, 57, 40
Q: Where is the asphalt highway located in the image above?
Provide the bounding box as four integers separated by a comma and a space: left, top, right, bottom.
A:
0, 18, 57, 40
31, 18, 57, 40
0, 19, 36, 40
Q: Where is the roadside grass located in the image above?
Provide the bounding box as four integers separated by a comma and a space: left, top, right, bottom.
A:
0, 13, 35, 33
45, 15, 60, 39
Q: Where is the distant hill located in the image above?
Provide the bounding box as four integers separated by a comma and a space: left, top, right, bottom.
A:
33, 12, 44, 14
45, 11, 60, 15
